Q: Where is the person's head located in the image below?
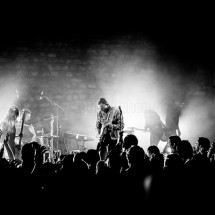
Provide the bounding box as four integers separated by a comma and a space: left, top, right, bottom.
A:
195, 137, 211, 154
177, 140, 193, 161
21, 142, 36, 162
23, 109, 31, 122
17, 109, 31, 123
97, 98, 109, 111
7, 105, 19, 121
168, 135, 181, 153
147, 145, 160, 160
123, 134, 138, 150
126, 145, 146, 167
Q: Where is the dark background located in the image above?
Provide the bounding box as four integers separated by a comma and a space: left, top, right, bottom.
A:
1, 4, 214, 71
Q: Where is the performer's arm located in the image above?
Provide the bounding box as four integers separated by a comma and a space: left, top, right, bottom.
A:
143, 119, 149, 131
176, 126, 181, 136
96, 112, 102, 136
112, 109, 124, 131
29, 124, 37, 141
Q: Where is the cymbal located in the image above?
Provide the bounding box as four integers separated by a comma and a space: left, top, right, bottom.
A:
37, 135, 50, 138
37, 135, 59, 138
44, 116, 59, 120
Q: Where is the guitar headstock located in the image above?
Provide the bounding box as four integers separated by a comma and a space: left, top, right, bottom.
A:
22, 109, 27, 117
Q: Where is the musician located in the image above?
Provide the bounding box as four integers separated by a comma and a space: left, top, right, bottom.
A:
0, 105, 19, 160
15, 108, 37, 145
143, 109, 164, 147
162, 99, 183, 153
165, 99, 183, 136
96, 98, 124, 160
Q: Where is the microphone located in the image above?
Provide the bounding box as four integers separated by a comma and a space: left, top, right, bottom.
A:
40, 91, 44, 100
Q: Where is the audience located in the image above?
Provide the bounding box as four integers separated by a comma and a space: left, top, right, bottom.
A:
1, 131, 215, 213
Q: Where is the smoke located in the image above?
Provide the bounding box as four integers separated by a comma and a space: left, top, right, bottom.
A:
84, 40, 189, 149
180, 96, 215, 145
85, 38, 214, 149
0, 74, 23, 121
1, 37, 213, 151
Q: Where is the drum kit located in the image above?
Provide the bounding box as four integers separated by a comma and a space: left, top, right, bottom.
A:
36, 114, 95, 160
63, 131, 95, 152
35, 115, 62, 162
36, 133, 58, 148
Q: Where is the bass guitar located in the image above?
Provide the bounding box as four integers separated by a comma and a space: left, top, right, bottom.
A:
15, 109, 27, 159
96, 124, 112, 151
160, 127, 171, 142
127, 127, 147, 133
128, 126, 171, 142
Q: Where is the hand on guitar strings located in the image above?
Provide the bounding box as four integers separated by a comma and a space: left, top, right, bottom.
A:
16, 133, 24, 138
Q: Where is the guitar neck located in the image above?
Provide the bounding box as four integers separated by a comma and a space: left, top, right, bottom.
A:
18, 109, 28, 146
133, 127, 146, 132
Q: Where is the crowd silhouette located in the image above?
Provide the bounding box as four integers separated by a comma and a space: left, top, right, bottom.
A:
1, 132, 215, 214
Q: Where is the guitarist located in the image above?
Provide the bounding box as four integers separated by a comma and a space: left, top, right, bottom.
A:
143, 109, 164, 147
0, 105, 19, 161
162, 99, 183, 153
15, 108, 37, 160
96, 98, 124, 160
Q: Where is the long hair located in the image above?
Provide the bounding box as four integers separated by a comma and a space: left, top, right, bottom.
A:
1, 105, 19, 134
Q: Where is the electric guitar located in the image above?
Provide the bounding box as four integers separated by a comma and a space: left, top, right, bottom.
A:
15, 109, 27, 159
127, 127, 147, 133
128, 126, 171, 142
97, 124, 112, 150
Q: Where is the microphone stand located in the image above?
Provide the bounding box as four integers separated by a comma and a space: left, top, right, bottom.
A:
42, 94, 64, 162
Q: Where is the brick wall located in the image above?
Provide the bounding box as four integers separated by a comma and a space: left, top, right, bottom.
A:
0, 36, 212, 150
